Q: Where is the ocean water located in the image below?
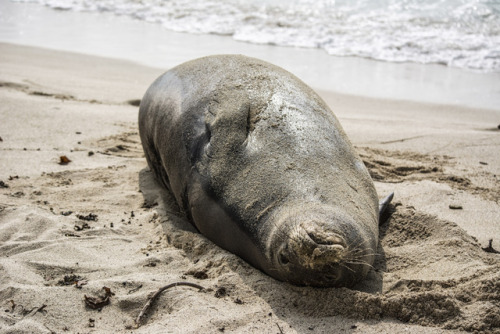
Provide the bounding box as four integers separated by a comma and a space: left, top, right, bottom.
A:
1, 0, 499, 109
11, 0, 500, 72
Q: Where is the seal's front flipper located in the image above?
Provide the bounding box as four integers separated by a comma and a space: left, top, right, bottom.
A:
378, 192, 394, 223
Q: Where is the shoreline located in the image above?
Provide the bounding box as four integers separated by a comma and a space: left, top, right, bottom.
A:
1, 42, 499, 333
1, 0, 500, 111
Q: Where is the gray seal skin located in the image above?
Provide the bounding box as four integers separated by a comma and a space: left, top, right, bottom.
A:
139, 55, 379, 287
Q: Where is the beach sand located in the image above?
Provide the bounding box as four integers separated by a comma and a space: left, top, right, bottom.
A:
0, 42, 499, 333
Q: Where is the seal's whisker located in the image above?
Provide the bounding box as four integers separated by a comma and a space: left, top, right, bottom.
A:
344, 252, 380, 264
344, 235, 379, 259
345, 260, 374, 269
344, 246, 378, 257
337, 262, 356, 273
343, 248, 367, 258
266, 267, 281, 274
347, 234, 372, 248
351, 252, 379, 259
269, 219, 303, 245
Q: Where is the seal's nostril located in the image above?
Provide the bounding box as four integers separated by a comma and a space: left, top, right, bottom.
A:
279, 252, 290, 265
307, 231, 335, 245
306, 229, 345, 247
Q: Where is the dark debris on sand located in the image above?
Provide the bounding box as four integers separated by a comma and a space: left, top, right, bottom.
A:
77, 213, 98, 221
84, 287, 114, 310
482, 239, 500, 254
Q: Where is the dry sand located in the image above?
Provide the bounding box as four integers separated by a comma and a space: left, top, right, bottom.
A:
0, 43, 499, 334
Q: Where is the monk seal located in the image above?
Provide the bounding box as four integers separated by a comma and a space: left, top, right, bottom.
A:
139, 55, 388, 287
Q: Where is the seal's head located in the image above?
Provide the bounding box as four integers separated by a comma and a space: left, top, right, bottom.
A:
265, 205, 377, 287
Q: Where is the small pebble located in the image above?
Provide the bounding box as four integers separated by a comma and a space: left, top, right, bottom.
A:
449, 204, 463, 210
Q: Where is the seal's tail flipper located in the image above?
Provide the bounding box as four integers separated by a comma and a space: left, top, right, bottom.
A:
379, 192, 394, 218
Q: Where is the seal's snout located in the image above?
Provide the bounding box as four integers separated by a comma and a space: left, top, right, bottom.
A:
300, 224, 348, 265
274, 222, 351, 286
271, 213, 375, 287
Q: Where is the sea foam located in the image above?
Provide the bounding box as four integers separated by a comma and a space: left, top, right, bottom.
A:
14, 0, 500, 72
